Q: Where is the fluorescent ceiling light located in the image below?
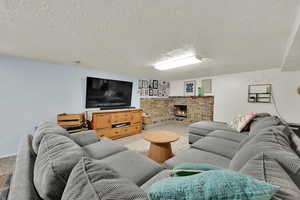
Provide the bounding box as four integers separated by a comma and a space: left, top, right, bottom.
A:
153, 54, 202, 71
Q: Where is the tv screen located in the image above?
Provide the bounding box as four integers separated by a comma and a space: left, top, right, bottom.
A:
86, 77, 133, 109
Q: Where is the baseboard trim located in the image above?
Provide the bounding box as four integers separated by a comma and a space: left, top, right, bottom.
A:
0, 153, 16, 160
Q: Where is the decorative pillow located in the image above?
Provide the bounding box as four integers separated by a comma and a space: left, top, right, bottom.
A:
32, 121, 68, 153
228, 112, 256, 132
171, 163, 223, 176
240, 153, 300, 200
61, 157, 148, 200
147, 170, 279, 200
34, 134, 86, 200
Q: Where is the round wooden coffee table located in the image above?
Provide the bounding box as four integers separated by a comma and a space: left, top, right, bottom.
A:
144, 130, 180, 163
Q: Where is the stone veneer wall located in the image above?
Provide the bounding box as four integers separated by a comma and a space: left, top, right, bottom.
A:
140, 96, 214, 125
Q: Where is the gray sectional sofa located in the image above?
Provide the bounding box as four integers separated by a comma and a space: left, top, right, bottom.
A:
8, 115, 300, 200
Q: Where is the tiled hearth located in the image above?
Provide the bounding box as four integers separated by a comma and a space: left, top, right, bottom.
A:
140, 96, 214, 125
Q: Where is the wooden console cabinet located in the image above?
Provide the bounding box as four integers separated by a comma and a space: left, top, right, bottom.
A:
91, 109, 143, 139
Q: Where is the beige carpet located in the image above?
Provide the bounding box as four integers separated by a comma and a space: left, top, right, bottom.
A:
117, 121, 190, 155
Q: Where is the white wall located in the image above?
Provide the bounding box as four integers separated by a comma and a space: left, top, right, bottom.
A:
0, 55, 140, 157
170, 68, 300, 123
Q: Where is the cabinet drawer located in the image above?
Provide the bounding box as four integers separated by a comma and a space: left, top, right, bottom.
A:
95, 128, 111, 138
94, 114, 111, 129
131, 124, 142, 134
111, 112, 131, 124
131, 112, 142, 123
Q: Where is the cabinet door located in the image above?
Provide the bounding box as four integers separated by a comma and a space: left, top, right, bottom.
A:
94, 114, 111, 129
131, 111, 142, 124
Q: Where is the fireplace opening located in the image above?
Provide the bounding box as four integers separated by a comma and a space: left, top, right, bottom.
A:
174, 105, 187, 118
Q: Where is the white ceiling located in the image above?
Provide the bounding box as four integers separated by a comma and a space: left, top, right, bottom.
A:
1, 0, 300, 80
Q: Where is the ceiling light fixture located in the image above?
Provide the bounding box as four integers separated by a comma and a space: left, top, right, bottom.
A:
153, 54, 202, 71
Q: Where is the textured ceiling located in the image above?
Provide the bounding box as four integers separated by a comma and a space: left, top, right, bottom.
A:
1, 0, 300, 80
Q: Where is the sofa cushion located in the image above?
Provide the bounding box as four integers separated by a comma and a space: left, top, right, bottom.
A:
8, 135, 42, 200
164, 148, 231, 169
147, 170, 279, 200
188, 121, 236, 137
68, 130, 99, 146
192, 137, 239, 159
229, 125, 293, 171
240, 153, 300, 200
82, 138, 127, 160
141, 170, 172, 190
207, 130, 249, 143
32, 121, 69, 154
61, 157, 148, 200
249, 116, 282, 135
100, 150, 163, 186
188, 133, 203, 144
34, 134, 86, 200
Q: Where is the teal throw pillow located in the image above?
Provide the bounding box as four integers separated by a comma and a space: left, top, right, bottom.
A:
147, 170, 279, 200
172, 163, 223, 176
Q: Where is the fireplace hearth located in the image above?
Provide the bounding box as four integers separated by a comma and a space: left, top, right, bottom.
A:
174, 105, 187, 118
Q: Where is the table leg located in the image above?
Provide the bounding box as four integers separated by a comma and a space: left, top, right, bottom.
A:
148, 142, 173, 163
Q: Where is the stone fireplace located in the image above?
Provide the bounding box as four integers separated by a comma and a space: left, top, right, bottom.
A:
174, 105, 187, 118
140, 96, 214, 125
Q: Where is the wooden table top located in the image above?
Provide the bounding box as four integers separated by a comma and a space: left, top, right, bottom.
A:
144, 130, 180, 144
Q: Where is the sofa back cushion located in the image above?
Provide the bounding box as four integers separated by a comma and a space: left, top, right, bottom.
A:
249, 116, 282, 136
61, 157, 148, 200
32, 121, 69, 154
230, 125, 292, 171
34, 134, 85, 200
240, 153, 300, 199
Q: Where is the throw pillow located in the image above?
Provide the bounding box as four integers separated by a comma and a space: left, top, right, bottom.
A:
61, 157, 148, 200
228, 112, 256, 132
32, 121, 69, 153
147, 170, 279, 200
34, 134, 86, 200
171, 163, 223, 176
240, 153, 300, 200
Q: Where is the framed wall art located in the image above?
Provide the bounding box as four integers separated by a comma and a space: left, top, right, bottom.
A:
184, 80, 196, 96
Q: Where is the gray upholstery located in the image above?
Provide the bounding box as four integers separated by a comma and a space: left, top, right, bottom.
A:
249, 116, 282, 135
207, 130, 248, 143
100, 150, 164, 186
291, 132, 300, 156
61, 157, 148, 200
34, 134, 86, 200
32, 121, 69, 154
240, 153, 300, 200
229, 126, 293, 171
83, 138, 127, 160
188, 121, 236, 137
188, 133, 203, 144
191, 136, 239, 159
141, 170, 172, 190
69, 130, 99, 146
8, 135, 42, 200
164, 148, 231, 169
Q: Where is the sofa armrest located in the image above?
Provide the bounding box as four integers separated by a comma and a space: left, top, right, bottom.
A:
69, 130, 99, 146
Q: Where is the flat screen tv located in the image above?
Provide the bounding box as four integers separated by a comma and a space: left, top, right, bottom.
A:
86, 77, 133, 109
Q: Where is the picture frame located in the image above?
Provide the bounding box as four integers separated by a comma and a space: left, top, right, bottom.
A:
149, 89, 153, 96
142, 80, 148, 89
184, 80, 196, 96
148, 80, 153, 89
153, 80, 159, 89
144, 89, 149, 96
138, 80, 143, 89
153, 89, 158, 96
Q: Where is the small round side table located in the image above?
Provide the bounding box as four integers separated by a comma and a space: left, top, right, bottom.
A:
144, 130, 179, 163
